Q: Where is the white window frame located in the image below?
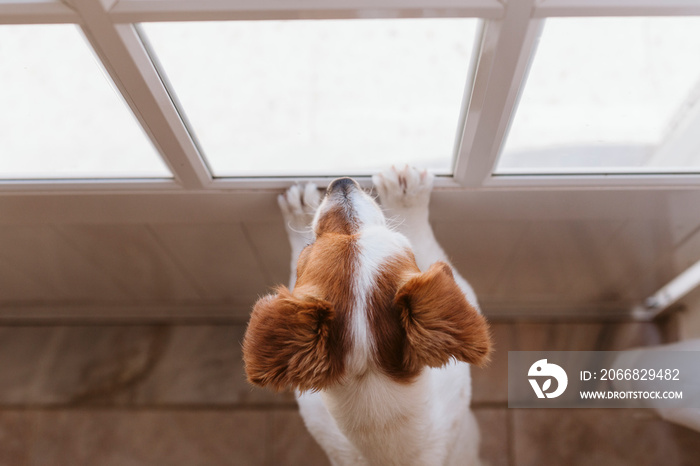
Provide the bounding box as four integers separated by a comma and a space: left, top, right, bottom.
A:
2, 0, 700, 192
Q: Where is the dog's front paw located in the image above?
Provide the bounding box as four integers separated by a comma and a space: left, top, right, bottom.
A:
372, 165, 434, 211
278, 183, 320, 242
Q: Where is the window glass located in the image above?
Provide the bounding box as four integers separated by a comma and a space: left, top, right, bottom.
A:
0, 24, 171, 179
141, 19, 478, 177
497, 17, 700, 175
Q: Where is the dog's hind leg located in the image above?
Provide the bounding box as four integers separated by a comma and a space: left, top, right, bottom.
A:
278, 183, 320, 289
373, 166, 479, 311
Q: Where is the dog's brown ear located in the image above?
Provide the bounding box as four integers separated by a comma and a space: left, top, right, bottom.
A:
395, 262, 491, 372
243, 286, 342, 392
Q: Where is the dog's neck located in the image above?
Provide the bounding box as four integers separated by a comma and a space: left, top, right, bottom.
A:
320, 369, 446, 465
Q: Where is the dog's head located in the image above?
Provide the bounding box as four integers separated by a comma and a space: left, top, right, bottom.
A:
243, 177, 491, 392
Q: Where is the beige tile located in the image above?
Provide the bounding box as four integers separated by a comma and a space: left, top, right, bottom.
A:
0, 257, 55, 302
672, 421, 700, 466
132, 325, 293, 406
0, 324, 293, 407
657, 311, 682, 344
474, 408, 509, 466
0, 226, 126, 301
432, 220, 529, 298
673, 224, 700, 274
0, 411, 33, 465
611, 220, 673, 299
512, 409, 700, 466
31, 409, 268, 466
243, 221, 293, 287
506, 322, 662, 352
0, 325, 175, 405
22, 326, 163, 405
667, 193, 700, 246
472, 324, 513, 404
55, 224, 202, 300
489, 221, 632, 305
0, 327, 64, 404
433, 216, 677, 314
271, 409, 330, 466
150, 223, 269, 303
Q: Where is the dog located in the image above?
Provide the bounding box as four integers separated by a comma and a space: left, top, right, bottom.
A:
243, 166, 491, 465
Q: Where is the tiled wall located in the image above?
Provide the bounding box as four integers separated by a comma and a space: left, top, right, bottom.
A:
0, 321, 698, 465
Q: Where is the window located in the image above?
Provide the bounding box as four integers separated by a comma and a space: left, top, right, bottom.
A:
0, 24, 171, 180
1, 0, 698, 189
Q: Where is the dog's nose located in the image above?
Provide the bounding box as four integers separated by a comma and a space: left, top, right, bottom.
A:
327, 177, 359, 194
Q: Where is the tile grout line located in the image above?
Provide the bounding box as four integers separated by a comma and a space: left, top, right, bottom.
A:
0, 403, 300, 412
0, 400, 510, 411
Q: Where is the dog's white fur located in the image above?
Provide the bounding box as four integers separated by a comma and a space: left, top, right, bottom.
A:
274, 167, 484, 466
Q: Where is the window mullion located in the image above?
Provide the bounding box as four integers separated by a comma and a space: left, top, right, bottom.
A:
453, 0, 543, 188
535, 0, 700, 17
67, 0, 212, 189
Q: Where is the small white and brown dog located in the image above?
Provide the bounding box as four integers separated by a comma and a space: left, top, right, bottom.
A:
243, 166, 491, 466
